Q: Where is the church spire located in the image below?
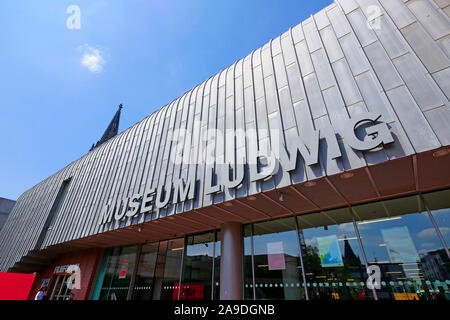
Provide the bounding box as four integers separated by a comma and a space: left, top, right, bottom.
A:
90, 104, 123, 151
342, 235, 361, 265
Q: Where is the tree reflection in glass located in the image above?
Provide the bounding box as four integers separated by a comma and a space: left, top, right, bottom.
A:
352, 195, 450, 300
298, 208, 373, 300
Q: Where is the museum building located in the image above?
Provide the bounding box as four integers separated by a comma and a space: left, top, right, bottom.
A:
0, 0, 449, 301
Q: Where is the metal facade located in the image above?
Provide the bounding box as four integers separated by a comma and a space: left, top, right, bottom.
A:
1, 0, 449, 272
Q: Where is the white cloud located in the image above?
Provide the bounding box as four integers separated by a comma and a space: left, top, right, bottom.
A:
420, 242, 436, 249
338, 222, 367, 232
304, 238, 315, 247
338, 222, 355, 233
418, 227, 449, 239
79, 45, 105, 73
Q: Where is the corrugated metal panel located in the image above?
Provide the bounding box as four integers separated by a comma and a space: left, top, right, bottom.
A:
1, 0, 449, 272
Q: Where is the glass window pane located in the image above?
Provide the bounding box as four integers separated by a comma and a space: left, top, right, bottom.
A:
151, 241, 168, 300
181, 232, 215, 300
251, 217, 306, 300
298, 208, 372, 300
57, 275, 68, 300
62, 275, 72, 299
50, 276, 62, 300
213, 231, 221, 300
243, 224, 254, 300
353, 195, 450, 300
158, 238, 184, 300
99, 245, 138, 300
423, 189, 450, 246
132, 242, 159, 300
99, 247, 120, 300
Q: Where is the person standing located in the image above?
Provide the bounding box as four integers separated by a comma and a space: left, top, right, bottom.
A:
34, 286, 47, 300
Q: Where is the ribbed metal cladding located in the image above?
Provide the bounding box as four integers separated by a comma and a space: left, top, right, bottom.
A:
1, 0, 449, 272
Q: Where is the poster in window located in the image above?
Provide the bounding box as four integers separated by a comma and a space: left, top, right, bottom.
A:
267, 241, 286, 270
317, 235, 344, 268
119, 260, 129, 279
381, 226, 419, 263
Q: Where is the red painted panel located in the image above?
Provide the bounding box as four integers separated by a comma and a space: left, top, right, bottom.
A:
173, 282, 205, 300
0, 272, 36, 300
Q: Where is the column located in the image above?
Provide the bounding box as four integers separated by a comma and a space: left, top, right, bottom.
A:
220, 221, 243, 300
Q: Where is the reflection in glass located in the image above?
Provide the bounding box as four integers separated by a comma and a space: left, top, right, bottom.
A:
132, 242, 159, 300
243, 225, 254, 300
50, 275, 73, 300
100, 232, 222, 301
213, 231, 221, 300
245, 217, 306, 300
154, 238, 184, 300
99, 245, 138, 300
423, 189, 450, 246
298, 208, 373, 300
181, 231, 216, 300
352, 195, 450, 300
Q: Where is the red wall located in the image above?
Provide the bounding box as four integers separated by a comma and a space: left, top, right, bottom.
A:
0, 273, 36, 300
28, 248, 103, 300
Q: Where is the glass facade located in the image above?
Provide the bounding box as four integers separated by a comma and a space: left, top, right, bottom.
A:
244, 190, 450, 300
95, 190, 449, 301
96, 232, 221, 300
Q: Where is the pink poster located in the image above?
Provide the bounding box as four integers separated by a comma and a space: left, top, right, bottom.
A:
119, 260, 129, 279
267, 242, 286, 271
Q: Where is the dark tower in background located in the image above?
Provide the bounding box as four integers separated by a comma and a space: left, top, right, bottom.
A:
342, 236, 361, 265
90, 104, 123, 151
0, 198, 15, 231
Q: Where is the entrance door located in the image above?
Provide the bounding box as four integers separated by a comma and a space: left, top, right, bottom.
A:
155, 238, 184, 300
180, 231, 221, 300
131, 238, 185, 300
98, 245, 139, 300
131, 232, 221, 300
98, 231, 221, 300
50, 275, 72, 300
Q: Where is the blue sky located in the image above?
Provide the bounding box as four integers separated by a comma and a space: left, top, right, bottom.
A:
0, 0, 332, 200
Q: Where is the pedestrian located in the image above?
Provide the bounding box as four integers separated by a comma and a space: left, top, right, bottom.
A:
34, 286, 47, 300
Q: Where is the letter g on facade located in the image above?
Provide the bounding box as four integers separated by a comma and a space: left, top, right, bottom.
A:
344, 113, 394, 151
